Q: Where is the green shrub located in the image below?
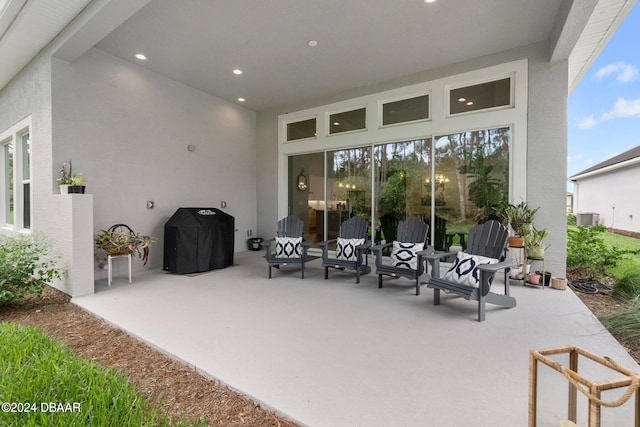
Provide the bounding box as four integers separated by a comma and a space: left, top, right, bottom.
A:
566, 226, 629, 281
566, 213, 576, 226
0, 234, 64, 305
612, 271, 640, 301
0, 323, 207, 426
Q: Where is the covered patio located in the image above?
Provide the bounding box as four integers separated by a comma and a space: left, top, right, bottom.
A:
73, 251, 638, 426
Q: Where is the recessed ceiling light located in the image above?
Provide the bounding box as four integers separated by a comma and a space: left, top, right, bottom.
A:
135, 53, 147, 60
237, 97, 246, 102
424, 0, 437, 3
233, 69, 243, 75
307, 40, 318, 47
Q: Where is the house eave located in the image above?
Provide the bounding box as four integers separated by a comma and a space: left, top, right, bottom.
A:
569, 156, 640, 181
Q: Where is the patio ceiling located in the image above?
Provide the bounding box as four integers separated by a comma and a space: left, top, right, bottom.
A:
1, 0, 636, 111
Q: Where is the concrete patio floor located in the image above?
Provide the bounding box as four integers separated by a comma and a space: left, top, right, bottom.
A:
73, 250, 639, 426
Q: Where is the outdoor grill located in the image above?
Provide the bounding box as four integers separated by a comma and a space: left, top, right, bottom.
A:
163, 208, 234, 274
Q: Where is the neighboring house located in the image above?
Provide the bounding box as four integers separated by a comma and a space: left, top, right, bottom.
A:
569, 145, 640, 233
0, 0, 637, 296
567, 193, 574, 213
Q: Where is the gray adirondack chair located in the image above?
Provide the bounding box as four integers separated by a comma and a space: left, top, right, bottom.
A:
423, 220, 515, 321
265, 215, 311, 279
371, 216, 432, 295
318, 215, 372, 283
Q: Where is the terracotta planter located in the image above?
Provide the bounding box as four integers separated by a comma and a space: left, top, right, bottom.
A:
508, 236, 524, 247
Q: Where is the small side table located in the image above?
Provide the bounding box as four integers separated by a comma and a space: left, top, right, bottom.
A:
108, 253, 132, 286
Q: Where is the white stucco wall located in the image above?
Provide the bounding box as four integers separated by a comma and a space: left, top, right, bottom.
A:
51, 48, 257, 281
257, 41, 568, 277
0, 52, 96, 296
573, 165, 640, 233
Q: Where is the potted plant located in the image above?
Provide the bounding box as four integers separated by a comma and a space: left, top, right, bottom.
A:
69, 172, 86, 194
57, 161, 87, 194
497, 201, 539, 247
94, 225, 157, 265
524, 226, 549, 259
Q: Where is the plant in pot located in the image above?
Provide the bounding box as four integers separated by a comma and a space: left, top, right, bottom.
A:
57, 161, 86, 194
94, 224, 157, 266
524, 226, 549, 259
69, 172, 86, 194
497, 201, 540, 247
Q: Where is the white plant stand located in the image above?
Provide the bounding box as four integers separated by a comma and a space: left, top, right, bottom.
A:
108, 253, 132, 286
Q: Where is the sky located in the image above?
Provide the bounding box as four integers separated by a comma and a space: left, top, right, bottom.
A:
567, 3, 640, 187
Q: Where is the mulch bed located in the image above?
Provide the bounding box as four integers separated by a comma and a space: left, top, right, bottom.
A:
0, 287, 299, 427
572, 283, 640, 365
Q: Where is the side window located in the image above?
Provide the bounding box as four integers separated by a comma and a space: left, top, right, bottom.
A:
21, 132, 30, 229
0, 118, 31, 230
1, 140, 13, 226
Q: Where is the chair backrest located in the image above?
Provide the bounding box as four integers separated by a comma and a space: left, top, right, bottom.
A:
276, 215, 304, 238
380, 214, 400, 243
340, 215, 369, 239
465, 220, 508, 259
396, 216, 429, 244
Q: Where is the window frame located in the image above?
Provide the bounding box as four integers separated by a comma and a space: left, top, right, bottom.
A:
445, 74, 514, 118
0, 116, 32, 231
379, 92, 431, 128
326, 105, 368, 136
284, 116, 318, 142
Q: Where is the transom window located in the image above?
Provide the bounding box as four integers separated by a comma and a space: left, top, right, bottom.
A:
286, 118, 317, 142
449, 77, 511, 115
382, 94, 430, 126
329, 108, 367, 135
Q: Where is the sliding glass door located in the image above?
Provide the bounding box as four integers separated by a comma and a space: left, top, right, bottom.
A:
287, 127, 509, 248
373, 138, 432, 243
326, 147, 372, 241
433, 127, 510, 243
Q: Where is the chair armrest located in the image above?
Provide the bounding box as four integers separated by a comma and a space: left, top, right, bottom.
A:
416, 246, 435, 257
356, 241, 372, 251
476, 258, 514, 273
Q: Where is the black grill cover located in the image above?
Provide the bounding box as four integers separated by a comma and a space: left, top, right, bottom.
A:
163, 208, 234, 274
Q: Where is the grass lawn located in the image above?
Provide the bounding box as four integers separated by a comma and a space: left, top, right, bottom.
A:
599, 231, 640, 277
0, 322, 205, 427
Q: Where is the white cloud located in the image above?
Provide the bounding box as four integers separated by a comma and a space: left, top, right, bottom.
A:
594, 61, 639, 83
567, 154, 583, 162
581, 98, 640, 128
577, 115, 597, 128
601, 98, 640, 121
